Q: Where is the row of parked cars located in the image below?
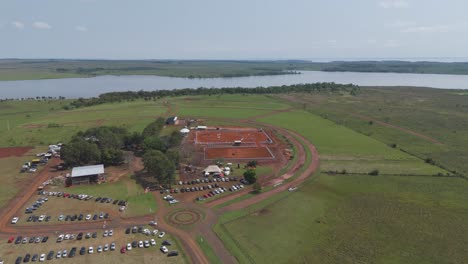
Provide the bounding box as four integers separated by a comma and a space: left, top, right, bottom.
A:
56, 230, 113, 242
39, 191, 127, 207
9, 236, 49, 245
58, 212, 109, 222
26, 215, 51, 222
178, 176, 238, 186
13, 242, 117, 264
25, 197, 48, 214
125, 226, 166, 238
121, 239, 177, 256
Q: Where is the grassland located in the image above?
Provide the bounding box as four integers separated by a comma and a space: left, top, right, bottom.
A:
275, 87, 468, 175
54, 175, 157, 217
3, 59, 468, 81
219, 173, 468, 264
259, 110, 445, 175
196, 236, 222, 264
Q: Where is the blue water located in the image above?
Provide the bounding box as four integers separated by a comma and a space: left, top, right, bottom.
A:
1, 70, 468, 99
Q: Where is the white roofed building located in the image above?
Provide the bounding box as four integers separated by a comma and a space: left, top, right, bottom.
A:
69, 164, 105, 185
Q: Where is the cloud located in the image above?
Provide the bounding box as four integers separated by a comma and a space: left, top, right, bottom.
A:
12, 21, 25, 29
379, 0, 409, 9
32, 21, 51, 29
367, 39, 377, 44
385, 20, 415, 28
75, 26, 88, 32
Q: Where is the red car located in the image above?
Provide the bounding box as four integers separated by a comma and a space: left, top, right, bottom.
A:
8, 236, 14, 243
203, 194, 209, 198
120, 246, 126, 254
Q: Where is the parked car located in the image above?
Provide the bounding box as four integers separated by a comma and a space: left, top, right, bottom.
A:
120, 246, 126, 254
144, 240, 150, 248
85, 214, 91, 220
97, 245, 103, 253
15, 257, 22, 264
24, 254, 31, 262
162, 240, 172, 246
79, 247, 86, 255
138, 241, 143, 248
168, 251, 179, 257
46, 251, 54, 260
39, 254, 45, 262
160, 246, 169, 253
150, 239, 156, 246
11, 216, 19, 224
104, 244, 109, 251
8, 236, 14, 243
56, 251, 62, 259
125, 227, 130, 234
61, 250, 67, 258
88, 247, 94, 254
110, 242, 116, 251
42, 236, 48, 243
69, 247, 77, 257
126, 243, 132, 251
92, 232, 97, 238
158, 232, 166, 238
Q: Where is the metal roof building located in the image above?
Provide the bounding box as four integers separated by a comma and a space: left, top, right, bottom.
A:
69, 164, 105, 185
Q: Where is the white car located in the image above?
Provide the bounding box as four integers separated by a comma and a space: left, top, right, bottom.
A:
103, 230, 108, 237
39, 254, 46, 262
38, 215, 45, 222
11, 217, 19, 224
97, 245, 103, 253
152, 229, 159, 236
158, 232, 166, 238
64, 234, 70, 240
62, 250, 67, 258
126, 243, 132, 251
104, 244, 109, 251
109, 229, 113, 236
56, 251, 62, 259
85, 214, 91, 220
110, 242, 116, 251
169, 199, 179, 204
58, 215, 64, 221
150, 239, 156, 246
138, 241, 143, 248
160, 246, 169, 253
144, 240, 150, 248
88, 246, 94, 254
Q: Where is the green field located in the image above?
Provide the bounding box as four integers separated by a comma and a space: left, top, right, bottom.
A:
52, 175, 157, 217
219, 173, 468, 264
259, 110, 445, 176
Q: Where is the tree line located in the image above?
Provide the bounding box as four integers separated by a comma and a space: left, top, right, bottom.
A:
65, 82, 359, 109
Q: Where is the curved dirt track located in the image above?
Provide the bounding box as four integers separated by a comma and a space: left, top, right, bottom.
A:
0, 118, 320, 264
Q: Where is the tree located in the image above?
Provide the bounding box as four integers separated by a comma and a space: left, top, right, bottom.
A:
60, 138, 101, 166
101, 149, 124, 166
166, 130, 183, 148
369, 169, 380, 176
247, 160, 258, 168
252, 182, 262, 193
243, 169, 257, 183
143, 150, 175, 184
166, 149, 180, 166
143, 136, 167, 152
142, 118, 165, 138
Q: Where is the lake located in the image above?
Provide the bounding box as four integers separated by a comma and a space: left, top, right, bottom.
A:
1, 71, 468, 99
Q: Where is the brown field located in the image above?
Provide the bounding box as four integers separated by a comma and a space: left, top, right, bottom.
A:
195, 129, 271, 145
0, 147, 33, 158
205, 147, 274, 160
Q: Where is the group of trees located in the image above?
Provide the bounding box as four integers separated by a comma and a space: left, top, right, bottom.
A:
61, 126, 129, 167
141, 118, 182, 185
65, 83, 360, 109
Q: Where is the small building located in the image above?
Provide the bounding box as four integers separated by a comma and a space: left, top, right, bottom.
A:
166, 116, 178, 125
233, 140, 242, 146
180, 128, 190, 135
196, 126, 207, 130
69, 164, 105, 185
203, 165, 222, 176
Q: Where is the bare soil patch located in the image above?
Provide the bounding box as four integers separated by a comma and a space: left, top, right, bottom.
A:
205, 146, 274, 160
0, 146, 33, 158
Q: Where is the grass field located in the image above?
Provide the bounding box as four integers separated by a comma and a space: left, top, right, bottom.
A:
51, 175, 157, 217
218, 173, 468, 264
259, 110, 445, 176
0, 147, 40, 208
196, 236, 222, 264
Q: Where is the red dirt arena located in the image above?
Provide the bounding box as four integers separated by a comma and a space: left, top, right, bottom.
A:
195, 128, 272, 145
0, 147, 33, 158
205, 147, 275, 160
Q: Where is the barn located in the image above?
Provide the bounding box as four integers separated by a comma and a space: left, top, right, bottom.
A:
69, 164, 105, 185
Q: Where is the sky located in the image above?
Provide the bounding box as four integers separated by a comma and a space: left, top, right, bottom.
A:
1, 0, 468, 60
